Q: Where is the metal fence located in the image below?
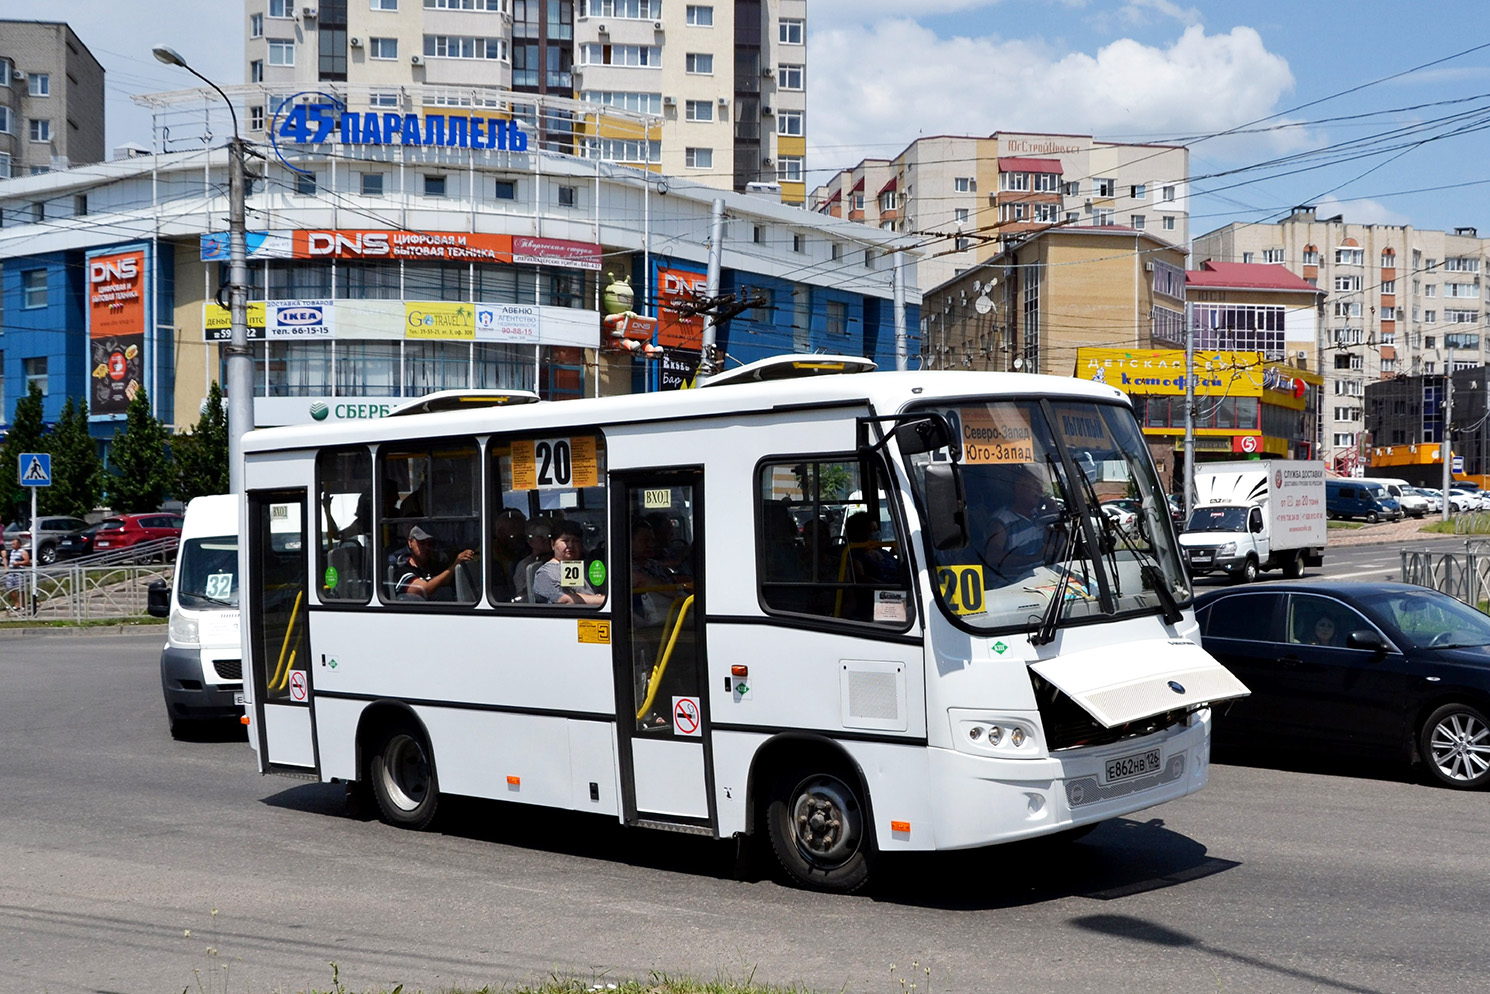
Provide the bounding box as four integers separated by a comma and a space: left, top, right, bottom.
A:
2, 538, 178, 622
1400, 546, 1490, 608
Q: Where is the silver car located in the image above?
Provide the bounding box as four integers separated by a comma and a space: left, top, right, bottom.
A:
2, 516, 91, 566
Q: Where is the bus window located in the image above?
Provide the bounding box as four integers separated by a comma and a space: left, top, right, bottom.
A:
317, 446, 373, 603
489, 432, 608, 606
377, 438, 482, 605
757, 456, 911, 627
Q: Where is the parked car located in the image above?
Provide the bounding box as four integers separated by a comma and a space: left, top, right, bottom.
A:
1372, 477, 1429, 518
1450, 484, 1489, 511
1324, 478, 1398, 522
1100, 499, 1139, 534
1411, 487, 1444, 514
1165, 493, 1186, 524
1196, 581, 1490, 789
1, 516, 91, 565
54, 521, 112, 561
90, 513, 185, 556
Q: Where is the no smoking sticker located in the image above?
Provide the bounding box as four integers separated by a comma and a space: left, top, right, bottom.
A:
672, 696, 701, 737
288, 670, 308, 702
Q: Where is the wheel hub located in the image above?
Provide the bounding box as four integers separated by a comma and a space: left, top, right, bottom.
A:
790, 776, 860, 866
1431, 714, 1489, 781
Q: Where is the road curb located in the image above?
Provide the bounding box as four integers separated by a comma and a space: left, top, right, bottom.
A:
0, 623, 165, 638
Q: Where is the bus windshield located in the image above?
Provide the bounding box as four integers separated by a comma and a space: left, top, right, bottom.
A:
177, 536, 240, 609
903, 398, 1189, 632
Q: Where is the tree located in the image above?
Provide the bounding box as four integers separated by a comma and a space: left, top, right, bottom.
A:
42, 398, 103, 518
0, 381, 46, 523
173, 381, 230, 502
108, 387, 173, 512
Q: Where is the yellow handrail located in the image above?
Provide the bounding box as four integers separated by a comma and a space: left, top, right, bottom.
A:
269, 589, 304, 692
830, 541, 897, 617
636, 593, 694, 720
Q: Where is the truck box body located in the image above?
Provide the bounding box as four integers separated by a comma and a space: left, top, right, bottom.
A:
1180, 460, 1326, 581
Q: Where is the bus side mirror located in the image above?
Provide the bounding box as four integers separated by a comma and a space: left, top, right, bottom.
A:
923, 462, 968, 551
894, 417, 953, 456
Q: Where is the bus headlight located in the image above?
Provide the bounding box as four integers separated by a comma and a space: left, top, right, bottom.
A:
952, 711, 1043, 758
169, 613, 199, 647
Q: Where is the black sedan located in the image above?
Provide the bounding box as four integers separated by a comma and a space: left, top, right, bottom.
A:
54, 521, 113, 561
1195, 582, 1490, 789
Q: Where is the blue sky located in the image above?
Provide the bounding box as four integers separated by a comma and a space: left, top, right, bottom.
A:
3, 0, 1488, 238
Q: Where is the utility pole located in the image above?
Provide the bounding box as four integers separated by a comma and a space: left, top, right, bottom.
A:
1442, 346, 1454, 522
1183, 316, 1196, 519
892, 250, 908, 371
695, 197, 726, 383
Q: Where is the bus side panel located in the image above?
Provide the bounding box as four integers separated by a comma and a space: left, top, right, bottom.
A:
312, 696, 362, 783
423, 707, 579, 811
827, 740, 938, 852
264, 706, 315, 767
568, 718, 620, 817
710, 730, 765, 837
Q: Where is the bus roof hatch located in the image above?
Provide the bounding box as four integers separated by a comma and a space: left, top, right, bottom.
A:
388, 389, 542, 417
701, 354, 876, 388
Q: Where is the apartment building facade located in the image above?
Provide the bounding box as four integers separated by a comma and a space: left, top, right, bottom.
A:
1194, 206, 1490, 473
245, 0, 806, 202
0, 20, 105, 177
811, 132, 1190, 291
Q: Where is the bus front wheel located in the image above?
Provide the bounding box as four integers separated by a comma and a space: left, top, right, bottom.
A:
767, 766, 875, 893
369, 721, 440, 830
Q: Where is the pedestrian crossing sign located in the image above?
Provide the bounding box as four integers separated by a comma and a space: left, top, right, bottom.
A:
19, 453, 51, 487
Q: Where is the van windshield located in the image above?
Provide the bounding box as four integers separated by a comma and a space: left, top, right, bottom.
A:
1186, 506, 1249, 532
902, 398, 1189, 632
177, 536, 239, 609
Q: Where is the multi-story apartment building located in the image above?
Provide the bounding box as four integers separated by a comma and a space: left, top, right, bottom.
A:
1195, 206, 1490, 472
811, 131, 1189, 291
244, 0, 806, 202
0, 20, 105, 177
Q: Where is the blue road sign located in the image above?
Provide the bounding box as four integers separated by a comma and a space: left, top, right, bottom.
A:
19, 452, 51, 487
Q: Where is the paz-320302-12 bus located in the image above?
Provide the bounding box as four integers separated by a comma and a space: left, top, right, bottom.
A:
239, 356, 1248, 892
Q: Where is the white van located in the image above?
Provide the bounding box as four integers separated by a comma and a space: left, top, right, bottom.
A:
1371, 477, 1429, 518
151, 494, 243, 738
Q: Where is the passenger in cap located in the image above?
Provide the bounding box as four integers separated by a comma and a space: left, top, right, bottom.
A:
395, 524, 475, 601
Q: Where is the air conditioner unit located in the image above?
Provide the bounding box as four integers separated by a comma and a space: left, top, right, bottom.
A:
10, 69, 22, 81
410, 54, 424, 65
761, 157, 772, 166
597, 23, 607, 33
302, 6, 317, 17
1298, 350, 1308, 361
761, 67, 774, 78
760, 105, 773, 115
717, 96, 728, 106
654, 20, 663, 29
349, 36, 363, 47
662, 95, 676, 106
1144, 261, 1154, 271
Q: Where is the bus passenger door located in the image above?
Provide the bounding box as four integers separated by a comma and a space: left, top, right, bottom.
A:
613, 471, 713, 830
247, 490, 317, 773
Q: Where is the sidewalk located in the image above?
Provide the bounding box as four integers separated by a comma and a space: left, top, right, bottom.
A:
1326, 515, 1460, 548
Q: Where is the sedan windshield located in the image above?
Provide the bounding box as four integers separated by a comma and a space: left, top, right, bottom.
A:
1357, 587, 1490, 649
177, 536, 239, 609
903, 398, 1189, 632
1187, 506, 1249, 532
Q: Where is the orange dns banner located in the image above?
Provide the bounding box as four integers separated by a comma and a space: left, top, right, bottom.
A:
87, 248, 147, 416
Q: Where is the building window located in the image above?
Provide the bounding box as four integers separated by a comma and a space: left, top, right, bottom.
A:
1095, 177, 1115, 197
1425, 309, 1437, 323
1001, 171, 1029, 192
581, 0, 661, 13
1263, 248, 1284, 263
777, 156, 803, 183
825, 300, 847, 335
494, 179, 516, 200
1162, 185, 1175, 201
1130, 183, 1145, 199
778, 64, 804, 89
779, 18, 804, 44
268, 39, 295, 65
685, 147, 712, 169
424, 174, 447, 196
1094, 209, 1114, 226
250, 59, 265, 83
0, 153, 10, 178
427, 0, 506, 7
752, 225, 764, 244
684, 99, 713, 122
361, 173, 385, 196
686, 52, 714, 74
269, 0, 293, 15
1302, 248, 1319, 265
251, 12, 264, 36
1162, 215, 1176, 231
558, 184, 577, 207
22, 270, 47, 309
295, 172, 317, 195
1061, 180, 1080, 196
1425, 284, 1437, 297
424, 35, 507, 59
1335, 247, 1364, 265
581, 90, 663, 114
1131, 215, 1145, 229
0, 107, 10, 134
1334, 275, 1362, 292
23, 357, 47, 395
369, 91, 401, 107
250, 105, 266, 130
953, 176, 975, 193
28, 119, 51, 142
686, 5, 713, 25
792, 233, 804, 253
27, 74, 49, 97
370, 37, 398, 59
777, 110, 803, 136
373, 0, 399, 8
830, 243, 843, 261
74, 195, 87, 217
1242, 252, 1254, 264
581, 43, 659, 65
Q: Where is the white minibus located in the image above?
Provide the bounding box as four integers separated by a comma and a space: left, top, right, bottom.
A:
239, 357, 1247, 891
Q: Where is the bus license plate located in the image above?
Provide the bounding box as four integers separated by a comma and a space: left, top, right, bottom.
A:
1104, 749, 1161, 784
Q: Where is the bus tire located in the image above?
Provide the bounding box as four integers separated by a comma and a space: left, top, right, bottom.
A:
767, 765, 876, 893
369, 720, 440, 830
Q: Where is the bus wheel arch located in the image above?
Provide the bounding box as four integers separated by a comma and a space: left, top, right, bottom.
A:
358, 702, 440, 830
749, 734, 878, 892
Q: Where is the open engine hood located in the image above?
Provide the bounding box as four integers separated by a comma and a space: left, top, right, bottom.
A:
1029, 638, 1249, 728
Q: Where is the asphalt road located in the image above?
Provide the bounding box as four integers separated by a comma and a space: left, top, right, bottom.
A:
3, 626, 1489, 994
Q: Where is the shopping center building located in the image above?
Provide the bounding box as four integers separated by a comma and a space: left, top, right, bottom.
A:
0, 85, 919, 442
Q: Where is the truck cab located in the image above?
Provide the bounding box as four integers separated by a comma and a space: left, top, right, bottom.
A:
1180, 502, 1268, 582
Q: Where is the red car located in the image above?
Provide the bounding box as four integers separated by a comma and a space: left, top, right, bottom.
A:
91, 513, 185, 555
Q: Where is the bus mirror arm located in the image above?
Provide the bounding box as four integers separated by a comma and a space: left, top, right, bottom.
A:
856, 413, 962, 461
923, 462, 969, 551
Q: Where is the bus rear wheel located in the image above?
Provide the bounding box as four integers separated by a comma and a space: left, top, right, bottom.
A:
369, 721, 440, 830
767, 766, 875, 893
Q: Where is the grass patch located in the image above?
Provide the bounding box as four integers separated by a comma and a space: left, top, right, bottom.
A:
1327, 520, 1366, 530
1421, 519, 1457, 534
0, 616, 165, 631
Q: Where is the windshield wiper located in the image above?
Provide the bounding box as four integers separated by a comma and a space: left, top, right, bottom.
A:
185, 593, 235, 608
1030, 507, 1081, 646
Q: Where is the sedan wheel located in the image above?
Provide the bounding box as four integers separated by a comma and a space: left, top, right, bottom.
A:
1420, 704, 1490, 790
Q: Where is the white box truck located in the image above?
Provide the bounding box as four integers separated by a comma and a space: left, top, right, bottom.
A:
1179, 460, 1327, 583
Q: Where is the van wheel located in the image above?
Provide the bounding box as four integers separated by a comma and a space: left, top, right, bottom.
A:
369, 720, 440, 829
1366, 511, 1379, 523
768, 765, 876, 893
1237, 557, 1259, 584
1282, 552, 1305, 579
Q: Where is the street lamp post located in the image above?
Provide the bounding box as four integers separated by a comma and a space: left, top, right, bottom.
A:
153, 44, 254, 495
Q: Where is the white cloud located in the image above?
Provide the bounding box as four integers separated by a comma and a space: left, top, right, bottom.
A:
808, 22, 1294, 174
1116, 0, 1203, 27
1312, 194, 1410, 227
